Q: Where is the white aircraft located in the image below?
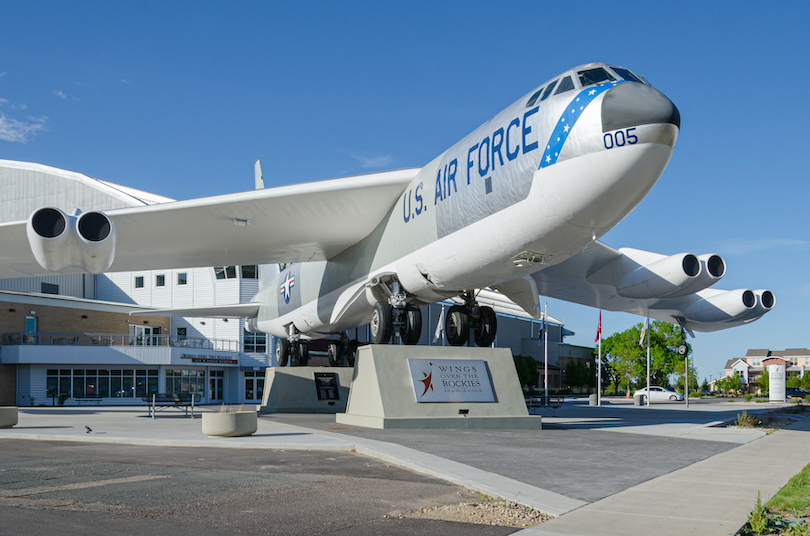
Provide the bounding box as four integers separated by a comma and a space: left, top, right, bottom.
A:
0, 63, 774, 366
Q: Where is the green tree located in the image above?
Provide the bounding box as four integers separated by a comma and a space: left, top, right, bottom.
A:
565, 358, 594, 391
513, 355, 540, 388
602, 320, 689, 391
801, 372, 810, 391
700, 378, 710, 391
758, 369, 769, 394
787, 373, 801, 388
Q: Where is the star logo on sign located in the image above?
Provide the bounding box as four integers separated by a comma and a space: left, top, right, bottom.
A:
279, 272, 295, 304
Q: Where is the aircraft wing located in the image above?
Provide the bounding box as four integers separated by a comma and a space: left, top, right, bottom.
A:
0, 168, 419, 278
528, 241, 774, 333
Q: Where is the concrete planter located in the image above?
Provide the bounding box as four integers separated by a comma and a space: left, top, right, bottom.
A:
0, 406, 18, 428
201, 410, 257, 437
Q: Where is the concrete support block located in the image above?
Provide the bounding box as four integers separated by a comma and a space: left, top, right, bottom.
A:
0, 406, 19, 428
336, 345, 542, 430
261, 366, 354, 413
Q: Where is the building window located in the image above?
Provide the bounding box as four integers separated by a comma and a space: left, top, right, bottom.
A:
178, 273, 187, 285
806, 358, 809, 366
41, 282, 59, 294
135, 276, 144, 288
47, 368, 157, 399
177, 327, 186, 340
753, 359, 760, 367
214, 266, 237, 279
244, 371, 265, 401
241, 265, 258, 279
165, 369, 205, 396
156, 274, 165, 287
244, 330, 267, 353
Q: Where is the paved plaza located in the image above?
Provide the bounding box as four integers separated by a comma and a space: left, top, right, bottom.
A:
1, 398, 808, 535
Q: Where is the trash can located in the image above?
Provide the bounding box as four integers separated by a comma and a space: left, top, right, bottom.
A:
634, 394, 646, 406
589, 394, 598, 406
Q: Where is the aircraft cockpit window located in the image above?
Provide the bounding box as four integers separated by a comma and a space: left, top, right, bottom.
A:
577, 67, 615, 87
540, 80, 558, 101
526, 87, 544, 107
555, 76, 574, 95
611, 67, 644, 84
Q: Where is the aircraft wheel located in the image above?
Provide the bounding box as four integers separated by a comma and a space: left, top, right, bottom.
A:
276, 338, 290, 367
474, 306, 497, 347
399, 304, 422, 345
327, 342, 342, 367
298, 341, 309, 366
446, 305, 469, 346
347, 340, 359, 367
370, 301, 393, 344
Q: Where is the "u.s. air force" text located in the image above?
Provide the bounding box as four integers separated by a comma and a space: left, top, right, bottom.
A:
403, 106, 540, 223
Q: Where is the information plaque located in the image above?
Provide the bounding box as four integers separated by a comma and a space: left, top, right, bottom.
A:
314, 372, 340, 401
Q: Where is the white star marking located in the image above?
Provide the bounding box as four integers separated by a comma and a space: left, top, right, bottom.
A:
546, 155, 551, 163
588, 89, 596, 96
563, 124, 570, 133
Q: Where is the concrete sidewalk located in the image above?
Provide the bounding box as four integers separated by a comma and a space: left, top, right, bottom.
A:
517, 414, 810, 535
2, 404, 809, 535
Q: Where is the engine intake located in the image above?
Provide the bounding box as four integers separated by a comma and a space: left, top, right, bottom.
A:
616, 253, 700, 299
26, 207, 116, 274
683, 289, 756, 324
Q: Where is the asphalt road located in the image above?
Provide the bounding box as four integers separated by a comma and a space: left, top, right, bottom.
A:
0, 439, 516, 536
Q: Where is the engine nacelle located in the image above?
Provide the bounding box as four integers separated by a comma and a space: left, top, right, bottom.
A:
664, 253, 726, 298
26, 207, 116, 274
731, 289, 776, 324
683, 289, 756, 324
616, 253, 700, 299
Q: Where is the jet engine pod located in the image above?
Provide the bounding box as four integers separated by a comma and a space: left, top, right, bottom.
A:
26, 207, 117, 274
683, 289, 756, 324
731, 289, 776, 324
26, 207, 73, 272
616, 253, 700, 299
75, 211, 116, 274
663, 253, 726, 298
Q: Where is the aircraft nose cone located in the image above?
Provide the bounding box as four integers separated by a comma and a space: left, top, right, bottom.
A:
601, 82, 680, 132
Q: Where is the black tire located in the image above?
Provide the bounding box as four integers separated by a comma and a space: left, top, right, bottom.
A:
327, 342, 342, 367
474, 306, 497, 347
276, 338, 290, 367
446, 305, 469, 346
399, 304, 422, 345
346, 340, 359, 367
370, 301, 393, 344
669, 395, 677, 400
298, 341, 309, 366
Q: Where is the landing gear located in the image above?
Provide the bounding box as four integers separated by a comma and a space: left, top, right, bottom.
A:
328, 334, 359, 367
370, 301, 393, 344
445, 305, 469, 346
276, 326, 309, 366
399, 303, 422, 345
370, 278, 423, 345
444, 291, 498, 347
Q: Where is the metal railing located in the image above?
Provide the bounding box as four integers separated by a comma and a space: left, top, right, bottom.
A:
2, 333, 240, 352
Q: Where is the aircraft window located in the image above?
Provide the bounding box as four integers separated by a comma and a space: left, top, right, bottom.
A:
577, 67, 616, 87
540, 80, 558, 101
526, 87, 544, 107
555, 76, 574, 95
611, 67, 644, 84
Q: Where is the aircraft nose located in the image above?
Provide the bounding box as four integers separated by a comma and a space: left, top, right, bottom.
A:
601, 82, 680, 132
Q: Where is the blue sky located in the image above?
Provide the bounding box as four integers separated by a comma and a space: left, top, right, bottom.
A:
1, 1, 808, 382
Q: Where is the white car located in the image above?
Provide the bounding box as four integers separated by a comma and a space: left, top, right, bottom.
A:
634, 386, 684, 401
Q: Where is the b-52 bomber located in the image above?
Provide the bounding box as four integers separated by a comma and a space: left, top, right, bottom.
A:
0, 63, 774, 366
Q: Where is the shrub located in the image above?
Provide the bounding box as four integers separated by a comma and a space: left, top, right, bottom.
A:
745, 394, 753, 402
748, 491, 768, 535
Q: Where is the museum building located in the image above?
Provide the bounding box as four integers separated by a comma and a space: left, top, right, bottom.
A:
0, 160, 592, 407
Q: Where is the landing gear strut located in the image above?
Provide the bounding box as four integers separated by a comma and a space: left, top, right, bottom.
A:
445, 291, 497, 347
276, 326, 309, 367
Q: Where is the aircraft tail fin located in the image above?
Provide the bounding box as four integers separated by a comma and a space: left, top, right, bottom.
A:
254, 158, 265, 190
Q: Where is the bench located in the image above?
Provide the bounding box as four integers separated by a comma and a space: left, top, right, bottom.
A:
525, 395, 564, 416
76, 394, 103, 405
142, 393, 202, 418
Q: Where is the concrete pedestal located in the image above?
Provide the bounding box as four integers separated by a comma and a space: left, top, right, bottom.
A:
336, 345, 541, 430
261, 366, 354, 413
0, 406, 17, 428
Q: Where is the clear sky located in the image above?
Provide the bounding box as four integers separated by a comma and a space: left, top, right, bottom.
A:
1, 1, 808, 382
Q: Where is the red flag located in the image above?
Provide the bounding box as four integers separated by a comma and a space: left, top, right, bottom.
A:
594, 310, 602, 343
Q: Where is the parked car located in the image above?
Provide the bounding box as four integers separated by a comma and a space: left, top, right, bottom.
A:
634, 386, 684, 401
785, 387, 810, 400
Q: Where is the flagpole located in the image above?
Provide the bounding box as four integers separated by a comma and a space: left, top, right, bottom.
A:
543, 302, 548, 404
597, 311, 602, 407
646, 314, 651, 407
